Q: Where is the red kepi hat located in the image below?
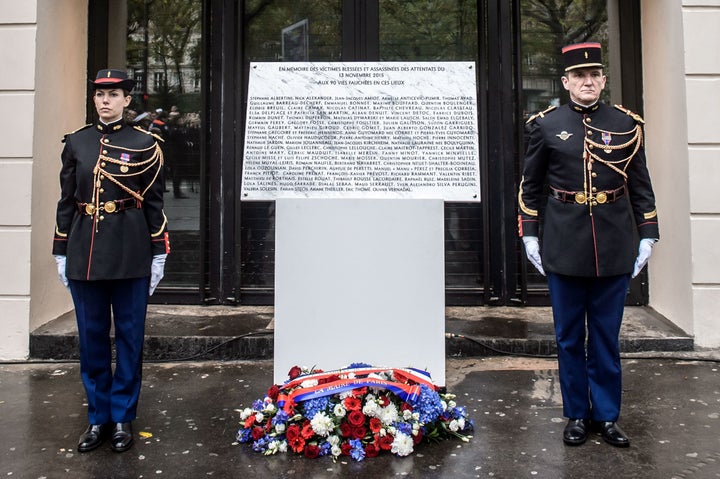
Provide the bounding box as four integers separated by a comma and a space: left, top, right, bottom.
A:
90, 69, 136, 91
561, 42, 604, 72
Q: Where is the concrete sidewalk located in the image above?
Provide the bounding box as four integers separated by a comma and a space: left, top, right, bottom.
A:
2, 356, 719, 478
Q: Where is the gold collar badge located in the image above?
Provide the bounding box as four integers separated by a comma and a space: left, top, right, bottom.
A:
556, 131, 573, 141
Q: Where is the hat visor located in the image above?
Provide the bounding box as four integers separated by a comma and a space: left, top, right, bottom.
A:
565, 62, 604, 72
90, 79, 136, 91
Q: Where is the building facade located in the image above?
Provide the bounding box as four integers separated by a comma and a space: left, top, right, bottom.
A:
1, 0, 718, 359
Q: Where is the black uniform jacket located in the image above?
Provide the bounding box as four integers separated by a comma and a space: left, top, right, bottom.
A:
518, 101, 659, 277
53, 119, 170, 281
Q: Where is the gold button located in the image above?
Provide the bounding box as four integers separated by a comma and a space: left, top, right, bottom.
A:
99, 188, 105, 193
591, 201, 597, 206
591, 172, 597, 178
102, 150, 107, 154
103, 139, 110, 143
592, 187, 597, 192
101, 162, 106, 167
586, 118, 592, 123
589, 144, 594, 150
99, 215, 105, 221
587, 131, 593, 136
99, 175, 105, 180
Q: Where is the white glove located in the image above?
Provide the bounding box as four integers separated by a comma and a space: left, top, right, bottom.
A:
54, 255, 68, 287
632, 238, 656, 278
149, 254, 167, 295
522, 236, 545, 276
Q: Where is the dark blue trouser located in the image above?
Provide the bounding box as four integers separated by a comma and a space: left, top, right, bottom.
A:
547, 272, 630, 422
69, 277, 149, 424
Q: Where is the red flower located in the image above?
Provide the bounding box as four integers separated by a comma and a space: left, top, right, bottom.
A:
289, 435, 306, 453
304, 443, 321, 458
369, 417, 382, 433
351, 425, 367, 440
288, 366, 303, 380
251, 426, 265, 441
364, 443, 380, 458
400, 402, 413, 413
413, 429, 424, 445
301, 420, 314, 439
347, 410, 365, 427
244, 415, 256, 429
340, 422, 352, 438
340, 441, 353, 456
378, 434, 394, 451
286, 424, 301, 441
343, 396, 361, 411
267, 385, 280, 401
379, 396, 390, 407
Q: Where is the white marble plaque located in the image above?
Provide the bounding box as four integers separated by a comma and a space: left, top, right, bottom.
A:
274, 198, 446, 386
241, 62, 480, 202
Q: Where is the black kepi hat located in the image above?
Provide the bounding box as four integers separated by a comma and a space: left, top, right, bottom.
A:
90, 69, 136, 91
561, 42, 603, 72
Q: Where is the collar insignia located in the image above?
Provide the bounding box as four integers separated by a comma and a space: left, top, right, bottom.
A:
556, 131, 573, 141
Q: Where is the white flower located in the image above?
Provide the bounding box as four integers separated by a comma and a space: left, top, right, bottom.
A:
331, 445, 342, 457
402, 409, 413, 420
300, 379, 318, 388
311, 411, 334, 437
274, 423, 286, 434
240, 408, 253, 420
263, 402, 276, 414
412, 412, 420, 421
255, 412, 265, 423
457, 418, 465, 430
379, 403, 399, 425
441, 400, 448, 411
333, 403, 347, 418
448, 400, 457, 409
266, 440, 280, 454
449, 419, 460, 432
278, 441, 288, 453
391, 432, 414, 456
327, 435, 340, 446
363, 401, 381, 418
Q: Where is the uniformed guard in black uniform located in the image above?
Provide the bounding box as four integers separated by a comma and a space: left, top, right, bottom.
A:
52, 69, 170, 453
518, 43, 659, 447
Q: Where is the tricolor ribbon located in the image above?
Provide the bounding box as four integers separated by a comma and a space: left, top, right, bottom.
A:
276, 366, 437, 414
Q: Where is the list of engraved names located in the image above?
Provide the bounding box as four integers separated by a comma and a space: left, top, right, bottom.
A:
243, 95, 477, 196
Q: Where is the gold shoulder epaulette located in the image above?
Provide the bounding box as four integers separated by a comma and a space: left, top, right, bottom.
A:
133, 125, 165, 142
614, 104, 645, 124
525, 105, 557, 124
61, 124, 92, 142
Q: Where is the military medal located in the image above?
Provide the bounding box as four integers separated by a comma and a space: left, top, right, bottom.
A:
120, 152, 130, 173
602, 131, 612, 153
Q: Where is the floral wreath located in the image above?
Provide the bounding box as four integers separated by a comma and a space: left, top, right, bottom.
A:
236, 363, 473, 460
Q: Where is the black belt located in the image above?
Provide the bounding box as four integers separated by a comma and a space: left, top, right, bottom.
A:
549, 185, 625, 205
77, 197, 140, 216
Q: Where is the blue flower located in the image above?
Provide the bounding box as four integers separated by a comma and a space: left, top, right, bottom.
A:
301, 396, 330, 419
413, 385, 444, 424
395, 421, 413, 435
348, 362, 372, 369
236, 428, 253, 443
319, 441, 332, 456
252, 399, 264, 410
272, 409, 289, 425
252, 436, 270, 452
349, 439, 366, 461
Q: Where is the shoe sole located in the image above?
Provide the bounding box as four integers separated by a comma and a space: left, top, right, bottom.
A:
563, 437, 587, 446
78, 441, 103, 453
111, 441, 134, 453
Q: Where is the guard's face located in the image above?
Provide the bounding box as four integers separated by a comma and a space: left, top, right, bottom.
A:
93, 88, 131, 123
561, 67, 606, 106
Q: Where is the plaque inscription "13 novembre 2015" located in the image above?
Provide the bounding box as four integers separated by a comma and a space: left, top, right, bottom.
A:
240, 62, 481, 202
